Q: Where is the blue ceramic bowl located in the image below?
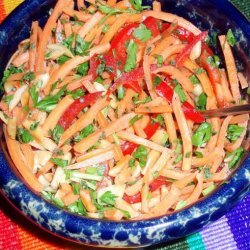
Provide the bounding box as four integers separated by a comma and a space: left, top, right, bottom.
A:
0, 0, 249, 247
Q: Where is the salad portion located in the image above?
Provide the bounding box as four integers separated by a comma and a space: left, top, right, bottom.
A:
0, 0, 249, 220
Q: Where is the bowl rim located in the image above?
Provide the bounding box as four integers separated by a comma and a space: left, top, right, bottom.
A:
0, 0, 249, 247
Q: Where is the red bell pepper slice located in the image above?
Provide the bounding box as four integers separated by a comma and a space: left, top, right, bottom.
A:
123, 192, 141, 204
107, 67, 144, 96
144, 122, 160, 139
121, 120, 160, 155
182, 101, 205, 123
111, 23, 139, 60
155, 81, 174, 102
58, 92, 103, 130
143, 17, 162, 37
88, 55, 99, 80
174, 26, 195, 42
201, 42, 214, 56
149, 176, 168, 192
175, 31, 208, 68
121, 141, 138, 155
123, 81, 142, 93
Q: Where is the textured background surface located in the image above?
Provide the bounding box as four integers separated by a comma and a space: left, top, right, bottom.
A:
0, 1, 249, 249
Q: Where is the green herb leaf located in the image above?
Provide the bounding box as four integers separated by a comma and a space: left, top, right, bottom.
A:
1, 65, 23, 85
57, 55, 70, 65
74, 124, 94, 142
202, 183, 215, 196
51, 158, 68, 167
67, 199, 87, 215
207, 55, 220, 68
154, 54, 163, 67
21, 72, 35, 82
133, 24, 152, 42
77, 62, 89, 76
133, 95, 151, 104
30, 121, 39, 131
152, 114, 164, 126
100, 191, 117, 206
70, 89, 85, 99
72, 183, 81, 195
98, 5, 137, 15
119, 209, 131, 219
173, 154, 182, 164
194, 151, 203, 158
226, 147, 245, 169
129, 0, 149, 11
194, 68, 205, 75
129, 114, 143, 125
174, 84, 187, 102
51, 125, 64, 144
29, 85, 39, 105
75, 34, 90, 55
195, 92, 207, 111
192, 122, 212, 147
203, 166, 212, 179
52, 197, 64, 207
175, 200, 187, 210
226, 124, 244, 143
205, 32, 217, 47
62, 34, 74, 50
226, 29, 236, 47
133, 145, 147, 167
153, 76, 162, 87
189, 74, 200, 85
128, 158, 136, 168
36, 85, 66, 112
3, 95, 13, 105
117, 85, 125, 100
17, 127, 34, 143
124, 39, 138, 72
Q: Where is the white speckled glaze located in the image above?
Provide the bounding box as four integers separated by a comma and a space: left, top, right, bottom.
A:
0, 0, 249, 247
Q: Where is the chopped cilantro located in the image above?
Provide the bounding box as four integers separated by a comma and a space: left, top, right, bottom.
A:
51, 158, 68, 167
124, 39, 138, 72
192, 122, 212, 147
133, 24, 152, 42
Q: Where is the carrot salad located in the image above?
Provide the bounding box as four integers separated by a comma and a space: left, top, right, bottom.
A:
0, 0, 249, 220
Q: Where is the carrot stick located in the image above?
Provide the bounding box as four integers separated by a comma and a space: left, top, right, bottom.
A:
62, 192, 80, 206
172, 94, 192, 170
220, 69, 233, 103
117, 131, 171, 153
63, 7, 91, 22
154, 66, 194, 92
173, 172, 197, 189
163, 113, 177, 149
80, 190, 96, 212
42, 95, 74, 136
238, 72, 249, 89
217, 116, 232, 150
143, 10, 201, 35
161, 44, 185, 61
12, 51, 29, 68
29, 21, 38, 71
78, 12, 104, 38
45, 55, 90, 94
229, 114, 249, 124
219, 35, 241, 103
153, 0, 161, 11
39, 161, 54, 174
185, 173, 203, 205
59, 97, 108, 146
36, 0, 71, 72
19, 143, 35, 171
135, 105, 172, 114
96, 111, 108, 128
107, 0, 117, 6
100, 14, 129, 44
4, 127, 43, 192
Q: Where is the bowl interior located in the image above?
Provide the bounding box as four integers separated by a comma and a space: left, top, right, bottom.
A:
0, 0, 249, 246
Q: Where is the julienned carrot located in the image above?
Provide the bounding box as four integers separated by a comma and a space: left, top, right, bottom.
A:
143, 10, 201, 35
100, 14, 129, 44
153, 0, 161, 11
238, 72, 249, 89
96, 111, 108, 128
36, 0, 71, 72
116, 131, 170, 153
107, 0, 117, 6
217, 116, 232, 150
185, 173, 203, 205
161, 44, 185, 61
59, 97, 108, 146
78, 12, 104, 38
42, 95, 74, 136
154, 66, 194, 92
74, 112, 136, 153
80, 190, 97, 213
63, 7, 91, 22
62, 192, 80, 206
229, 114, 249, 124
220, 69, 233, 103
135, 105, 172, 114
45, 55, 90, 94
219, 35, 241, 103
12, 51, 29, 68
173, 172, 197, 189
172, 94, 192, 170
4, 126, 43, 192
150, 186, 180, 216
163, 113, 177, 149
29, 21, 38, 71
19, 143, 35, 170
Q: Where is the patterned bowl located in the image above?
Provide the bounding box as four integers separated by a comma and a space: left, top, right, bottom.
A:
0, 0, 249, 248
